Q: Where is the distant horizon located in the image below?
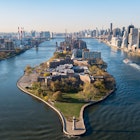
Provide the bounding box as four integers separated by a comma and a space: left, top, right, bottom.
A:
0, 0, 140, 33
0, 23, 139, 34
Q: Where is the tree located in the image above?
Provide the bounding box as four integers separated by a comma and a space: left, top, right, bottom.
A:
50, 81, 56, 92
104, 76, 115, 90
53, 91, 62, 101
44, 96, 49, 101
32, 82, 41, 90
37, 88, 43, 94
50, 80, 60, 92
25, 65, 32, 74
43, 72, 51, 77
82, 82, 99, 100
94, 80, 105, 90
89, 65, 98, 74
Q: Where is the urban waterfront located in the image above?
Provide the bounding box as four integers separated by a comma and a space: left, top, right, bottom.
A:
0, 38, 140, 140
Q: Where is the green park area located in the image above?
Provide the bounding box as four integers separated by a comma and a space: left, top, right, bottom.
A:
24, 51, 115, 120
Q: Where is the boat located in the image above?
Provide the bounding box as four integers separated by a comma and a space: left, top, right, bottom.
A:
123, 58, 132, 64
123, 59, 140, 70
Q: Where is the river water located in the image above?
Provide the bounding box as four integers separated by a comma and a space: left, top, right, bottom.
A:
0, 38, 140, 140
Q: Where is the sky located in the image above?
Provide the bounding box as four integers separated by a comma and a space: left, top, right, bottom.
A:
0, 0, 140, 33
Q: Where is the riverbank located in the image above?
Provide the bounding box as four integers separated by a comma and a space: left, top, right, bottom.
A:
17, 73, 115, 136
100, 39, 140, 56
0, 48, 28, 61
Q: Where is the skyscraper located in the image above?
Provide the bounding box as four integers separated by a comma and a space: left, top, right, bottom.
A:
137, 30, 140, 49
128, 28, 138, 48
96, 28, 99, 37
122, 27, 125, 37
113, 28, 121, 37
31, 30, 36, 37
127, 24, 134, 34
110, 23, 113, 35
121, 31, 128, 48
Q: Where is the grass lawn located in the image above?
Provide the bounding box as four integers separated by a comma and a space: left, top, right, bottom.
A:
54, 93, 86, 121
62, 93, 85, 103
54, 102, 85, 121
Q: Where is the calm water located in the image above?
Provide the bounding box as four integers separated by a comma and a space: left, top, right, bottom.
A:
0, 38, 140, 140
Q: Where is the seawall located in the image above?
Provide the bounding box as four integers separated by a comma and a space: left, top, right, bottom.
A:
17, 74, 115, 136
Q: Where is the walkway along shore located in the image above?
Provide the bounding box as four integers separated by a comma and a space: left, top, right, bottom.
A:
17, 74, 115, 136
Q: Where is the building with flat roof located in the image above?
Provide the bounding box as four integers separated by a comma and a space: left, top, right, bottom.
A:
82, 51, 101, 60
111, 37, 122, 47
48, 56, 73, 68
40, 31, 50, 40
5, 40, 15, 50
110, 23, 113, 35
137, 30, 140, 49
128, 28, 138, 49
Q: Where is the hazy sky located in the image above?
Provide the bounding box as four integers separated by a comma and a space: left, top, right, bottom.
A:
0, 0, 140, 32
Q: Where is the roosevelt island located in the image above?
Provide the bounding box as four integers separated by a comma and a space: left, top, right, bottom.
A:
17, 37, 116, 136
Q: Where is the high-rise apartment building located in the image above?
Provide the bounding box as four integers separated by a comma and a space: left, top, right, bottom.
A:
96, 28, 99, 37
113, 28, 121, 37
128, 28, 138, 48
122, 27, 125, 36
5, 40, 14, 50
127, 24, 134, 34
137, 30, 140, 49
110, 23, 113, 35
121, 31, 128, 48
31, 31, 36, 38
40, 31, 50, 40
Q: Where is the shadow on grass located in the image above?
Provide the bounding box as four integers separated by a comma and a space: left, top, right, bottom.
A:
62, 96, 85, 103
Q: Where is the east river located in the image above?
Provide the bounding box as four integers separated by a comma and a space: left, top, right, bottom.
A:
0, 38, 140, 140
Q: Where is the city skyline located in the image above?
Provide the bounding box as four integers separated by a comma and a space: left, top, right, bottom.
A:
0, 0, 140, 33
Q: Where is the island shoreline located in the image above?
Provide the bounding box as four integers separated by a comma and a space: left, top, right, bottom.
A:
17, 74, 115, 136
